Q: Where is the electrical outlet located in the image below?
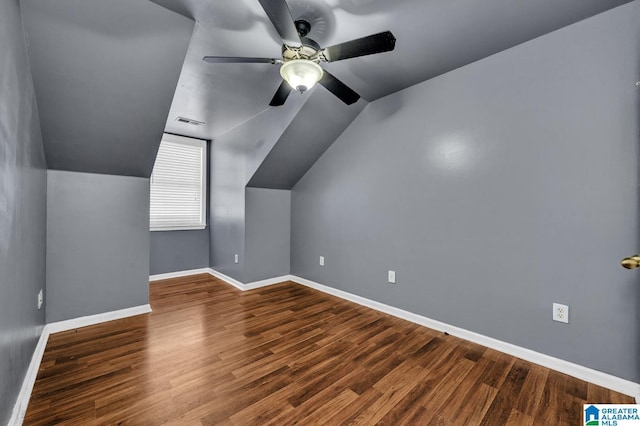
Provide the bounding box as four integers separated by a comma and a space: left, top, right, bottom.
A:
553, 303, 569, 323
319, 256, 325, 266
37, 289, 44, 310
388, 270, 396, 284
234, 254, 239, 264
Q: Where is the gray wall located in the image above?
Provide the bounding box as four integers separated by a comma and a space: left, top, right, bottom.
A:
46, 171, 150, 323
0, 0, 48, 422
291, 2, 640, 382
244, 188, 291, 282
150, 229, 209, 275
209, 95, 306, 282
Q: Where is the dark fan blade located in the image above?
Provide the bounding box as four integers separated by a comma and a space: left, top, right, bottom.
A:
203, 56, 278, 64
257, 0, 301, 47
322, 31, 396, 62
269, 80, 292, 106
318, 71, 360, 105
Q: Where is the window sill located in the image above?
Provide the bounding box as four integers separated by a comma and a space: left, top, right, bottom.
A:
150, 225, 207, 232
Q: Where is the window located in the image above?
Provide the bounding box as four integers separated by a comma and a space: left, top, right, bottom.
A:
150, 134, 206, 231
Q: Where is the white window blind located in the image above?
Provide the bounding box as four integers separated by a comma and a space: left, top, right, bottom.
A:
150, 134, 206, 231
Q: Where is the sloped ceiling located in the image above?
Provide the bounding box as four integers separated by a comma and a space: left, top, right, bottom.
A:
247, 90, 366, 189
157, 0, 631, 142
20, 0, 194, 177
19, 0, 632, 181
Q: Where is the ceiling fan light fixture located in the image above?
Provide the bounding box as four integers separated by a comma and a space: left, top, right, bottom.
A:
280, 59, 323, 92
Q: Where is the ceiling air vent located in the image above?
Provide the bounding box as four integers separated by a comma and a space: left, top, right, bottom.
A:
175, 116, 205, 126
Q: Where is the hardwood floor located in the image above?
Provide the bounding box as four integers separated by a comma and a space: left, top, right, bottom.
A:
24, 274, 633, 425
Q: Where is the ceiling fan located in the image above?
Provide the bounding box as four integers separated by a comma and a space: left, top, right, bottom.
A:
202, 0, 396, 106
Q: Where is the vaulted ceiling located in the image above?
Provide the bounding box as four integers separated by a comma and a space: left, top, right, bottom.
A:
20, 0, 194, 177
20, 0, 632, 182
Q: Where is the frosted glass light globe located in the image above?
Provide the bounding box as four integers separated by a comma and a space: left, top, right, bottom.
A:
280, 59, 323, 92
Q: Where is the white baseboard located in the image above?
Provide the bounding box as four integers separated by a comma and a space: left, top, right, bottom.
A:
243, 274, 295, 290
290, 275, 640, 401
195, 268, 640, 400
149, 268, 211, 282
8, 327, 49, 426
9, 304, 152, 425
152, 266, 640, 401
206, 268, 293, 291
207, 268, 246, 290
46, 304, 152, 334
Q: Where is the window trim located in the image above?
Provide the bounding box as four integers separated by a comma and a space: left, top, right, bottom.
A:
150, 133, 207, 232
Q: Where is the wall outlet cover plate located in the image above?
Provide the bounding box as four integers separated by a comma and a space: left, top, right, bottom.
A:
553, 303, 569, 323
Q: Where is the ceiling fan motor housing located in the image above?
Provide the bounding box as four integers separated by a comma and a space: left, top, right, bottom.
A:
282, 37, 322, 62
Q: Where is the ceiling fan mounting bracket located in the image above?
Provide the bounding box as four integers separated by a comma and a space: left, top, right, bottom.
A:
294, 19, 311, 37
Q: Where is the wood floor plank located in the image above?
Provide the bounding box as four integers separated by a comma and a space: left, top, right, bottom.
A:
505, 409, 534, 426
420, 357, 478, 414
378, 381, 433, 425
24, 275, 635, 425
514, 363, 549, 416
294, 388, 359, 425
479, 359, 530, 425
443, 382, 498, 426
324, 386, 384, 425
